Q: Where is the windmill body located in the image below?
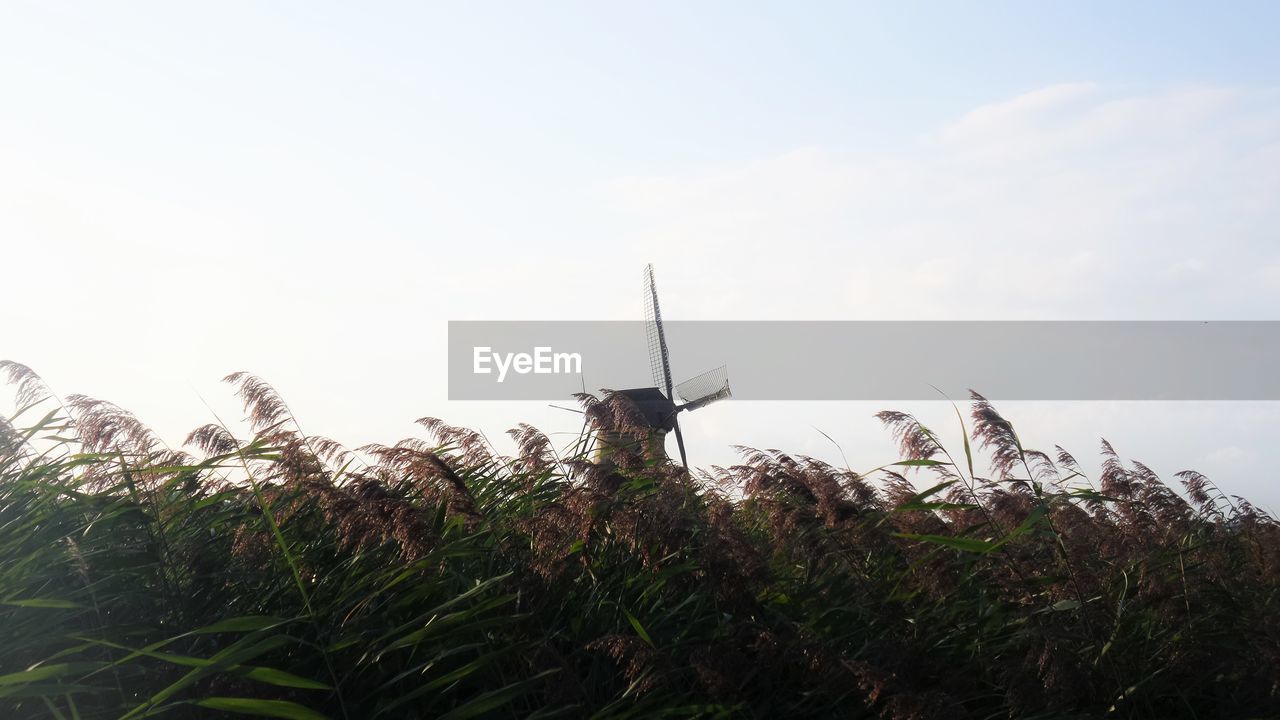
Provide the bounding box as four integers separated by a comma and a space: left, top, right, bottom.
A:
590, 387, 678, 467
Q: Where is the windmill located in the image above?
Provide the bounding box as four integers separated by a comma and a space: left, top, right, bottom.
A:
605, 264, 731, 470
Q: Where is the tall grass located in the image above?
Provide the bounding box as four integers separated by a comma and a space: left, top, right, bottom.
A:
0, 361, 1276, 719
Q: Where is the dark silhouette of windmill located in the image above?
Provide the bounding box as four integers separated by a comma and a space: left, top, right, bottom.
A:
599, 264, 731, 470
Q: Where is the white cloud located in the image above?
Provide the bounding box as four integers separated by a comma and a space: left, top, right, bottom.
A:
932, 82, 1100, 148
606, 84, 1280, 321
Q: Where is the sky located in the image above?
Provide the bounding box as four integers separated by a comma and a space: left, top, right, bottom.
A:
3, 1, 1279, 508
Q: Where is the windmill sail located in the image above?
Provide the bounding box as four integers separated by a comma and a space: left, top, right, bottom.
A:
643, 264, 675, 399
643, 264, 687, 468
675, 365, 732, 411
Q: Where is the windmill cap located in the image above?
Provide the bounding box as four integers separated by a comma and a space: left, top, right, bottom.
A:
615, 387, 679, 431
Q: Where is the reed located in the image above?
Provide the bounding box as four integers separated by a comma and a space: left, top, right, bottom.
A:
0, 362, 1275, 718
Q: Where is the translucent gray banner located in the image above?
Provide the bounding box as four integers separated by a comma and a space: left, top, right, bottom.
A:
448, 321, 1280, 401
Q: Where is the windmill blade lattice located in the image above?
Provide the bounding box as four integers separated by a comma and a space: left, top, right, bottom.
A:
643, 264, 675, 399
675, 365, 732, 411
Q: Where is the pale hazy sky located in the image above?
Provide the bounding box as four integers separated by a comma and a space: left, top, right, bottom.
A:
3, 2, 1279, 508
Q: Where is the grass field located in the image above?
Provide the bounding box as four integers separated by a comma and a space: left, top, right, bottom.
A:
1, 361, 1276, 719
